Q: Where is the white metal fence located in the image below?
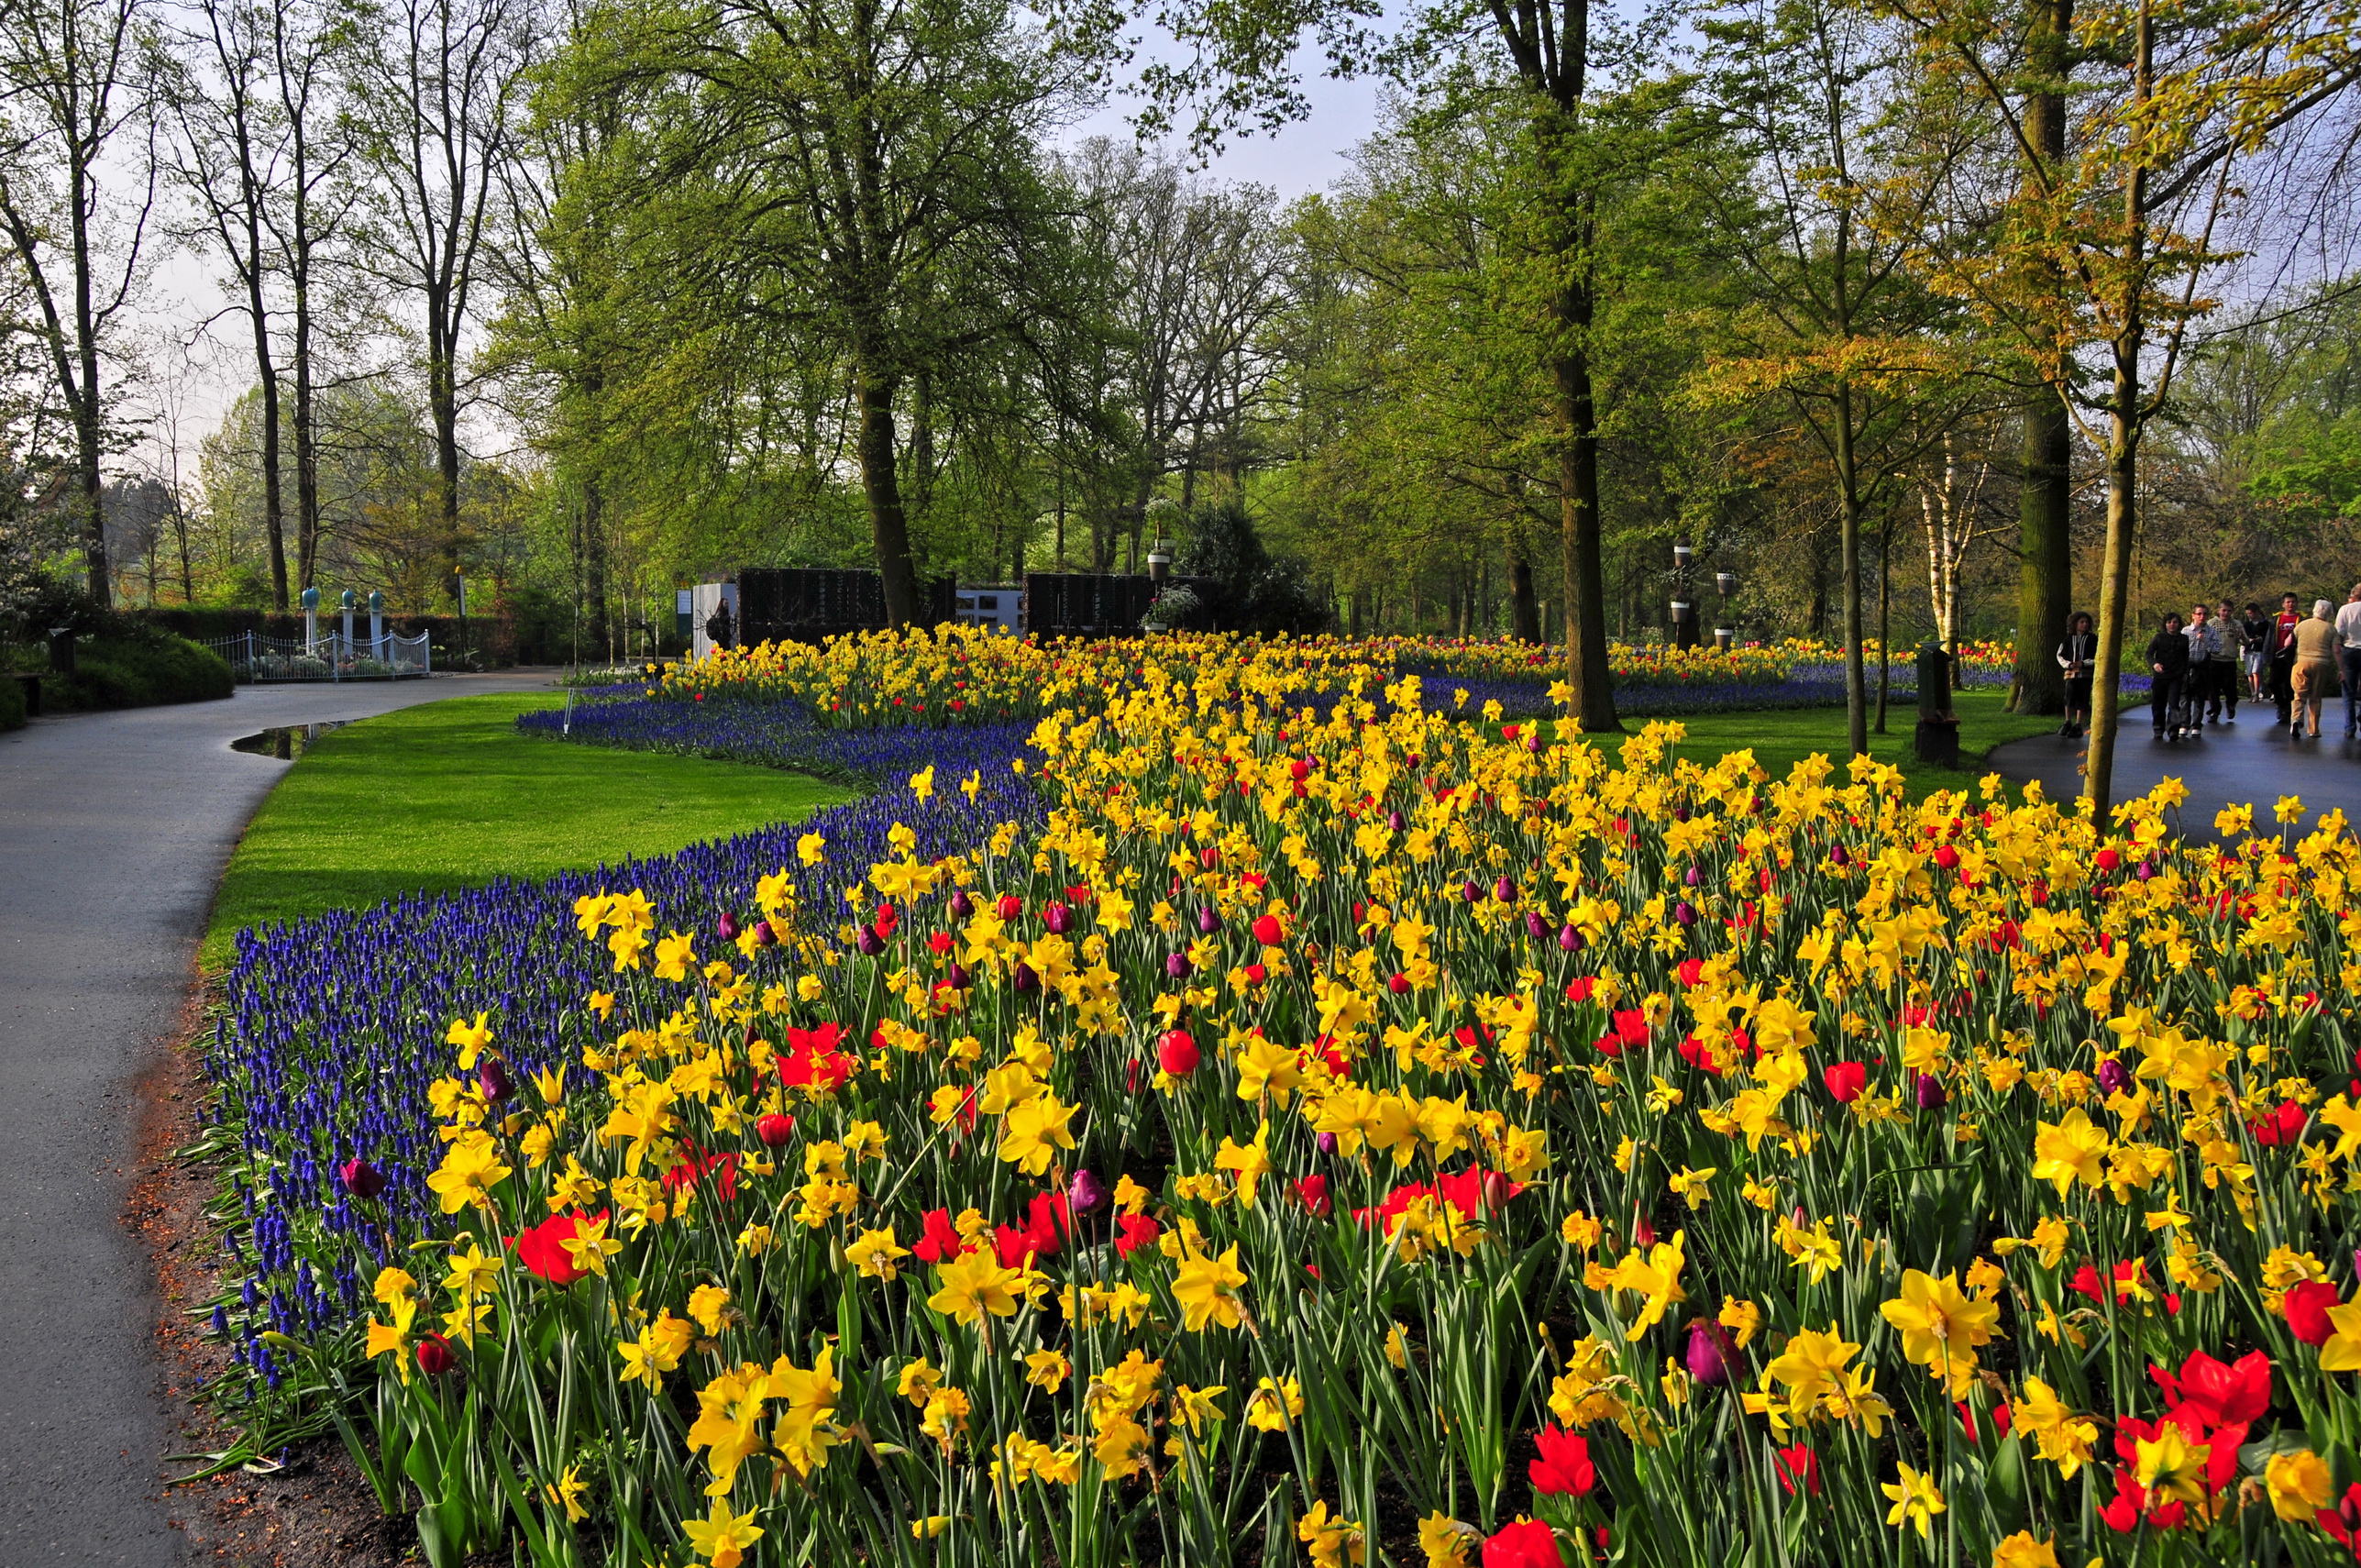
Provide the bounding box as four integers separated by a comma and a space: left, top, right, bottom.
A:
205, 630, 432, 683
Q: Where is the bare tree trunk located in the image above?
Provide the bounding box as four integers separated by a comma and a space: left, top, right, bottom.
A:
1552, 254, 1618, 731
856, 361, 921, 625
2084, 3, 2150, 823
1875, 512, 1892, 734
2013, 0, 2075, 715
1508, 542, 1540, 641
1835, 387, 1870, 756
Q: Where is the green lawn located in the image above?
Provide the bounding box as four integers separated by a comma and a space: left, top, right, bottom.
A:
1654, 687, 2060, 800
204, 693, 851, 969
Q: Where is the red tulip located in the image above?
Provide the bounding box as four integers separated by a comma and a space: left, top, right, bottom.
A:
1824, 1061, 1868, 1102
513, 1209, 607, 1286
414, 1333, 456, 1375
2286, 1279, 2342, 1346
1157, 1030, 1200, 1077
1773, 1443, 1821, 1497
756, 1112, 796, 1147
2153, 1347, 2271, 1428
1295, 1175, 1332, 1218
1483, 1518, 1565, 1568
1115, 1213, 1162, 1258
338, 1157, 387, 1198
1528, 1425, 1594, 1496
912, 1208, 970, 1264
1252, 913, 1285, 945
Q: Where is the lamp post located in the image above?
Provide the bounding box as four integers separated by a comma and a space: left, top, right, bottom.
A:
1668, 541, 1699, 650
1714, 571, 1738, 649
301, 586, 319, 655
338, 589, 356, 664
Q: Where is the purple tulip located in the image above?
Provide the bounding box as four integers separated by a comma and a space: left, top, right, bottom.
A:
1914, 1073, 1947, 1110
2096, 1057, 2131, 1095
1462, 880, 1484, 904
1197, 904, 1221, 934
1494, 876, 1517, 904
1683, 865, 1701, 888
1043, 903, 1072, 935
338, 1158, 386, 1199
948, 963, 972, 990
1559, 924, 1583, 953
856, 928, 886, 955
1685, 1320, 1735, 1386
1012, 961, 1040, 994
1526, 911, 1550, 940
716, 911, 739, 942
2135, 860, 2156, 882
1166, 952, 1193, 978
1829, 843, 1850, 867
1385, 809, 1406, 832
1673, 902, 1697, 927
1316, 1132, 1338, 1156
1068, 1168, 1109, 1213
751, 920, 778, 948
478, 1058, 513, 1104
949, 889, 974, 921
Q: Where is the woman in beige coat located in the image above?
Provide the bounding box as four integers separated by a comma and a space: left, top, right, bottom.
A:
2292, 599, 2341, 738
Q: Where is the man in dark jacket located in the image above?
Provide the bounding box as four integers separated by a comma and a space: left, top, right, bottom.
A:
2149, 612, 2192, 740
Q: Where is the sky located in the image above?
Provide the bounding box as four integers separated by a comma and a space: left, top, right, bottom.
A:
1063, 59, 1385, 198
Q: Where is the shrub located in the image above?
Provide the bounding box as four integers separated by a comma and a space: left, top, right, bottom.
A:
0, 673, 23, 731
45, 624, 233, 712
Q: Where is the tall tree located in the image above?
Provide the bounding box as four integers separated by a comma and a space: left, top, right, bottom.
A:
265, 0, 357, 594
160, 0, 293, 607
0, 0, 155, 606
351, 0, 535, 600
571, 0, 1079, 626
1061, 0, 1640, 729
1685, 0, 1983, 755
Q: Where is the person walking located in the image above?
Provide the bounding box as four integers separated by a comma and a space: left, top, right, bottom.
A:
2269, 592, 2303, 725
2148, 611, 2192, 741
2243, 602, 2273, 703
2294, 598, 2341, 739
2213, 600, 2244, 720
2055, 612, 2097, 739
2184, 602, 2224, 724
2336, 583, 2361, 735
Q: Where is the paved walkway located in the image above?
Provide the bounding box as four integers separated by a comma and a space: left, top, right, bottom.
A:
1989, 696, 2361, 841
0, 671, 556, 1566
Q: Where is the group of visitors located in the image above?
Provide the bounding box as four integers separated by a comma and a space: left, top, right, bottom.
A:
2056, 588, 2361, 741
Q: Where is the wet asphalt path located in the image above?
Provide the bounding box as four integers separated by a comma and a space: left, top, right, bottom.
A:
0, 671, 555, 1566
1989, 695, 2361, 841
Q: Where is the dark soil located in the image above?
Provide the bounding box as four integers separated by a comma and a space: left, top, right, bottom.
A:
132, 986, 418, 1568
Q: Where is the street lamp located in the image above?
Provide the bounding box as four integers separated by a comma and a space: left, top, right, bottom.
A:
1714, 571, 1738, 648
1668, 541, 1698, 649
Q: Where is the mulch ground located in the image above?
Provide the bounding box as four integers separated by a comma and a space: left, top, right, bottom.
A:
131, 983, 417, 1568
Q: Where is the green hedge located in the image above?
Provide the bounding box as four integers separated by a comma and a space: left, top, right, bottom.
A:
44, 628, 234, 713
0, 674, 24, 731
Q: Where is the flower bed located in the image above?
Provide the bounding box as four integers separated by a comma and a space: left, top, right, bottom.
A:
199, 634, 2360, 1568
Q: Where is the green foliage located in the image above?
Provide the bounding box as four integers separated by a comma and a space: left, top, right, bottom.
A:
43, 626, 234, 713
0, 671, 24, 730
1174, 497, 1332, 635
